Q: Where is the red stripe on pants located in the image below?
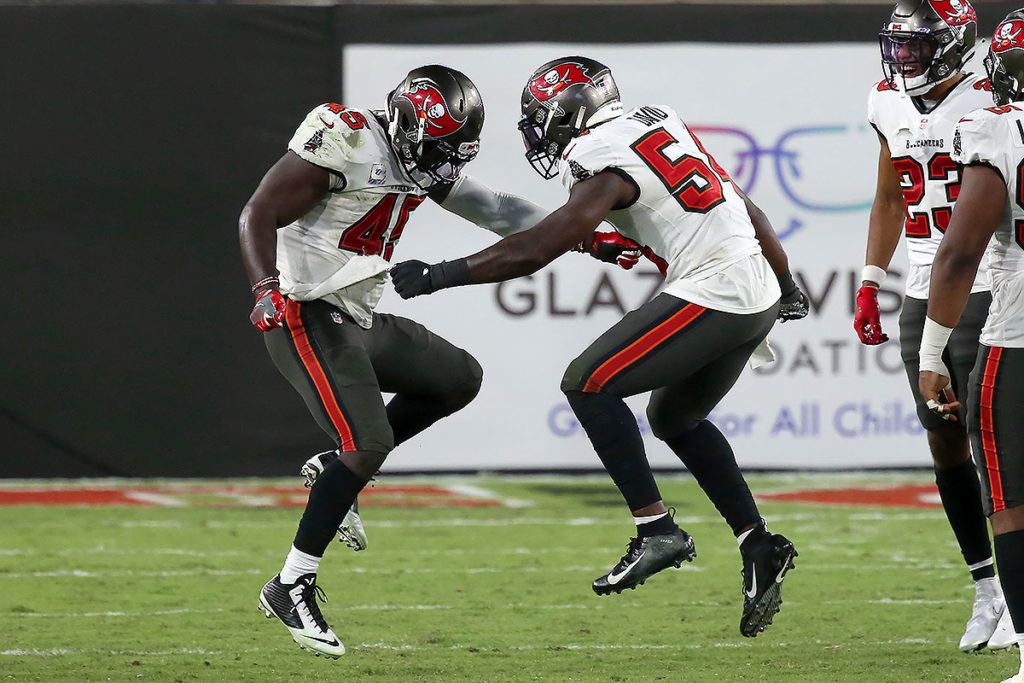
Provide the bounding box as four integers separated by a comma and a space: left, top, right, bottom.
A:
582, 304, 707, 393
978, 346, 1005, 512
285, 301, 356, 451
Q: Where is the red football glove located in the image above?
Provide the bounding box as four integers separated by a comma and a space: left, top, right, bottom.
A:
854, 286, 889, 345
578, 231, 642, 270
250, 287, 286, 331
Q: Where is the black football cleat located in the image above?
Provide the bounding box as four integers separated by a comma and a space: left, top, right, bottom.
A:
593, 528, 696, 596
739, 522, 797, 638
258, 573, 345, 658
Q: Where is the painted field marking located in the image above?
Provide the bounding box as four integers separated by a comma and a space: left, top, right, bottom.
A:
0, 638, 950, 657
111, 510, 943, 531
760, 483, 943, 509
0, 482, 515, 509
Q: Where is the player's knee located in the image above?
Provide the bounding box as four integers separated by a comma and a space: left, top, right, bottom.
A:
560, 357, 589, 394
444, 355, 483, 413
647, 404, 702, 441
926, 421, 970, 469
339, 447, 390, 482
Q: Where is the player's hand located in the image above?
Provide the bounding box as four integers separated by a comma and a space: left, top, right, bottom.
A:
250, 287, 286, 331
391, 259, 437, 299
918, 370, 960, 422
775, 270, 809, 323
854, 285, 889, 344
778, 287, 809, 322
578, 231, 642, 270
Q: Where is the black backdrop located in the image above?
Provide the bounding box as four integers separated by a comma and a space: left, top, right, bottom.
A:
2, 3, 1019, 477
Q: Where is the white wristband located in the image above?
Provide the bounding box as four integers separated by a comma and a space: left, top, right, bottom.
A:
861, 265, 887, 287
919, 316, 954, 376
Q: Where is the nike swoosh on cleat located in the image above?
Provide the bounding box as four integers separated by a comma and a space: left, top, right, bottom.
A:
306, 635, 341, 647
775, 552, 794, 583
745, 565, 758, 598
606, 555, 644, 585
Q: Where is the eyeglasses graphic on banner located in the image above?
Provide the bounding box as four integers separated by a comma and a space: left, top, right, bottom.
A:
689, 124, 875, 214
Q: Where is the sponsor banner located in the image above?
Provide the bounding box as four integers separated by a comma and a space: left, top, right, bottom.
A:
345, 43, 952, 470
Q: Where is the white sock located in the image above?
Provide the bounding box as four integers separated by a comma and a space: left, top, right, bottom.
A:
280, 545, 321, 584
736, 528, 755, 548
633, 512, 668, 526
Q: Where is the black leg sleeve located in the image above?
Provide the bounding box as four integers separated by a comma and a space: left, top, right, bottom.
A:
565, 390, 662, 511
663, 420, 760, 535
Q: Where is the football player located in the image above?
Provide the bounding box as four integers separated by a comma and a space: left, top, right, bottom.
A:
920, 12, 1024, 679
855, 0, 1011, 652
239, 64, 643, 657
391, 56, 807, 637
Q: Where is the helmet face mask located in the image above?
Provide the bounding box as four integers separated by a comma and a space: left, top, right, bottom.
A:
880, 33, 938, 83
517, 105, 564, 179
985, 12, 1024, 106
519, 57, 622, 179
878, 0, 977, 96
386, 65, 484, 190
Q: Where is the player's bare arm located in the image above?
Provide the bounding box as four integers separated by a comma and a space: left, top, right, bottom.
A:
239, 151, 331, 285
238, 151, 331, 330
732, 184, 788, 276
430, 173, 643, 269
918, 163, 1007, 415
855, 135, 906, 345
733, 184, 808, 322
391, 170, 633, 297
864, 135, 907, 283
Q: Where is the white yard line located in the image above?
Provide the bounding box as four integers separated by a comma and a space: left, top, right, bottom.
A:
5, 598, 976, 619
0, 548, 248, 557
0, 638, 944, 657
20, 608, 226, 618
124, 511, 829, 530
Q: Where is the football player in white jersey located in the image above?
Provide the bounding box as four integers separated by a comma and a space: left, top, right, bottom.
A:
239, 65, 642, 657
391, 56, 807, 637
855, 0, 1011, 652
920, 13, 1024, 679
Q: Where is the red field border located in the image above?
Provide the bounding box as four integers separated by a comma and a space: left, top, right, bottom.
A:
0, 483, 503, 508
760, 483, 942, 509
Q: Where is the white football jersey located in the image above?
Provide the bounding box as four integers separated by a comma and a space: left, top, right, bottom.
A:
953, 104, 1024, 347
559, 105, 779, 314
867, 74, 992, 298
279, 103, 427, 328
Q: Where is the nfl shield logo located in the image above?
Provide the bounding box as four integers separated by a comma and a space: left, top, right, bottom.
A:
368, 163, 386, 185
330, 311, 344, 325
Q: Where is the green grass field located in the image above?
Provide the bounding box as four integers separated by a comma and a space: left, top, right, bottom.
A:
0, 472, 1019, 682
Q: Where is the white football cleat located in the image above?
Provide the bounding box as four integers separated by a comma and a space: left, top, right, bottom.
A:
989, 605, 1019, 651
300, 450, 337, 488
300, 450, 368, 551
960, 577, 1005, 652
259, 573, 345, 658
338, 500, 368, 552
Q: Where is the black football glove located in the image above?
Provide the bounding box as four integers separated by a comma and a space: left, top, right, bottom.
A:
391, 259, 470, 299
777, 270, 809, 323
